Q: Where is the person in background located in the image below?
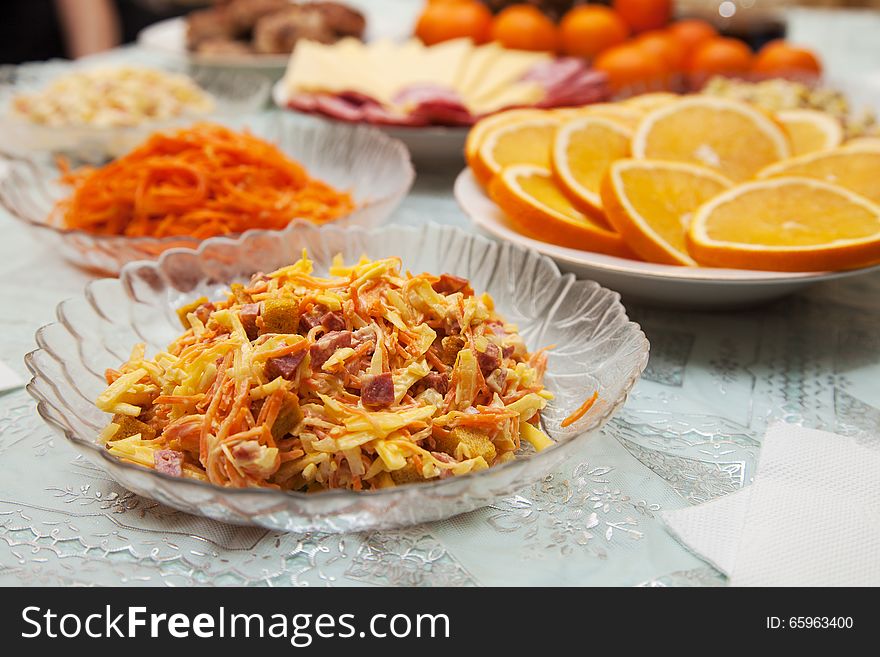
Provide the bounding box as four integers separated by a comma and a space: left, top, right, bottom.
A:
1, 0, 119, 64
0, 0, 210, 64
115, 0, 212, 46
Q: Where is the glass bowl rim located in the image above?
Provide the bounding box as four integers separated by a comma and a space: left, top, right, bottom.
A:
24, 221, 649, 503
1, 63, 272, 133
0, 118, 415, 248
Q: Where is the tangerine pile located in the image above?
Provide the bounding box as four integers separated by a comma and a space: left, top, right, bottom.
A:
465, 92, 880, 272
415, 1, 822, 93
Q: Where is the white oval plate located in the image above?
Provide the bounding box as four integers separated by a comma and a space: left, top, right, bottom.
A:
454, 167, 880, 308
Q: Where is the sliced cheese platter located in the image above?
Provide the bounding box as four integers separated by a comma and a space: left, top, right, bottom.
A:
272, 36, 608, 163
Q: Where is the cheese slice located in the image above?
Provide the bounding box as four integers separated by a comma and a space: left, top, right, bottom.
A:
465, 49, 550, 108
410, 38, 474, 89
468, 81, 546, 115
283, 38, 552, 114
457, 42, 503, 99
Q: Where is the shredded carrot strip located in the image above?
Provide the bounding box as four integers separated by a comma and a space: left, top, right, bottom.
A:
561, 391, 599, 428
55, 123, 354, 238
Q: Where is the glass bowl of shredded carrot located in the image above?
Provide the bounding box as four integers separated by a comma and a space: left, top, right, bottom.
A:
25, 223, 648, 533
0, 115, 414, 274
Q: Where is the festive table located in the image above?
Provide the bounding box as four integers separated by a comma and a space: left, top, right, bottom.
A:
2, 33, 880, 587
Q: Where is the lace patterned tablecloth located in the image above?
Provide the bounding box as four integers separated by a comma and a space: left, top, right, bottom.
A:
2, 48, 880, 587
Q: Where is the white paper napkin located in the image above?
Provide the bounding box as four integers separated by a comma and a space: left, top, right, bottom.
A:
662, 423, 880, 587
661, 488, 750, 577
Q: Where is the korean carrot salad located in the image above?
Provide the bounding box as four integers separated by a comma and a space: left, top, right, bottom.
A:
97, 253, 557, 491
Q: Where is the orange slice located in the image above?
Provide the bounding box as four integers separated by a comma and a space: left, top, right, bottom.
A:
844, 137, 880, 149
621, 92, 679, 112
756, 144, 880, 205
551, 116, 632, 221
554, 103, 644, 130
631, 96, 790, 181
687, 177, 880, 272
465, 108, 550, 168
776, 109, 843, 155
600, 159, 732, 266
488, 164, 635, 257
472, 116, 560, 187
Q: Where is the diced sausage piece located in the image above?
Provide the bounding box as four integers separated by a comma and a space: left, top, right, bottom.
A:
265, 350, 306, 380
440, 336, 465, 366
422, 372, 448, 395
321, 311, 346, 332
361, 372, 394, 408
431, 273, 473, 296
239, 303, 260, 340
154, 449, 183, 477
309, 331, 352, 368
194, 302, 215, 324
261, 298, 299, 334
409, 371, 448, 398
298, 311, 322, 333
476, 342, 501, 376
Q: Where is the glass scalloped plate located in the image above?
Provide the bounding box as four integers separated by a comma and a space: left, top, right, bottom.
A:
24, 222, 648, 533
0, 113, 414, 275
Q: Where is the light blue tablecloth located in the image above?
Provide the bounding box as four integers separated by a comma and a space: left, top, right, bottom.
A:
1, 27, 879, 586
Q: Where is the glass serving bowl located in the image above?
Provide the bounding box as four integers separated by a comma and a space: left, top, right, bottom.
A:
0, 113, 414, 275
25, 222, 648, 533
0, 63, 272, 161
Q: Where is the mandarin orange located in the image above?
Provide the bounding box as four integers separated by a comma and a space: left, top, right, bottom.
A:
667, 19, 718, 54
490, 4, 559, 52
594, 43, 666, 93
559, 5, 630, 59
636, 30, 687, 72
415, 0, 493, 45
687, 37, 752, 81
612, 0, 672, 34
752, 42, 822, 77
